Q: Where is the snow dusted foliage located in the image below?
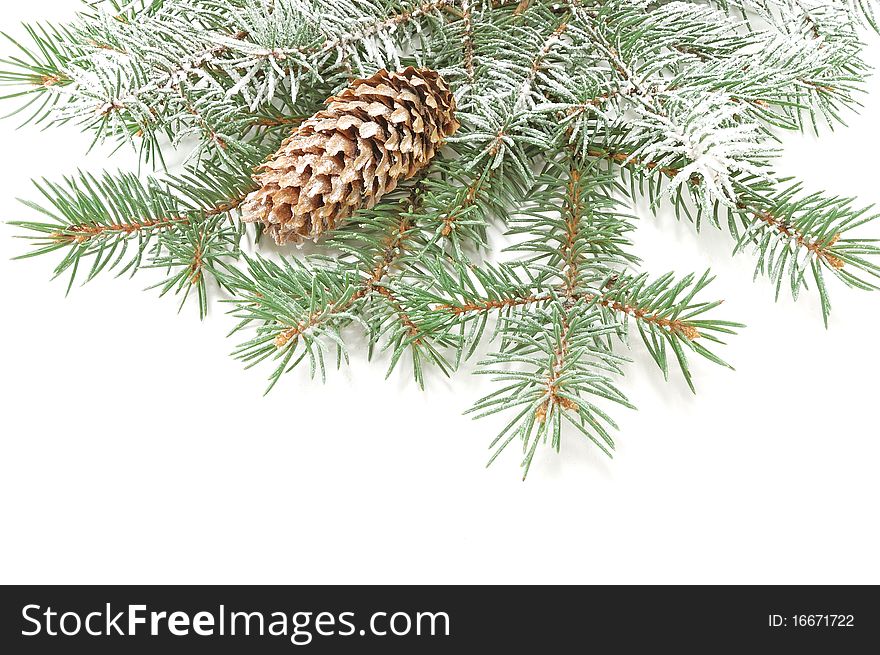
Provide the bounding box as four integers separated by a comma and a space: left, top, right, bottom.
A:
625, 91, 773, 207
2, 0, 879, 342
209, 0, 321, 109
5, 0, 871, 182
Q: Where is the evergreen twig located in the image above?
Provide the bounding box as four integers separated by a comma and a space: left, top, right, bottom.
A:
3, 0, 879, 475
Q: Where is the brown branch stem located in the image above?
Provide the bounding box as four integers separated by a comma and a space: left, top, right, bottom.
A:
561, 166, 582, 296
437, 291, 702, 339
51, 192, 252, 244
536, 312, 577, 423
441, 172, 490, 237
274, 289, 367, 348
749, 208, 843, 269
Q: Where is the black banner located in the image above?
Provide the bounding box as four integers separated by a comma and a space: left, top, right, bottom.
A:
1, 585, 876, 652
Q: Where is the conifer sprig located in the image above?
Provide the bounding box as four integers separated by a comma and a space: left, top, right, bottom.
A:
9, 160, 257, 304
2, 0, 879, 475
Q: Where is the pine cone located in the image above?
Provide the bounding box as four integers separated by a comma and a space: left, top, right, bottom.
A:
241, 67, 459, 245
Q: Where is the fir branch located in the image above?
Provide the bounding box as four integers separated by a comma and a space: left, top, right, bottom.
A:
147, 213, 243, 318
319, 0, 451, 55
470, 301, 631, 479
9, 163, 255, 305
749, 208, 845, 271
225, 180, 453, 389
4, 0, 880, 476
434, 287, 709, 341
581, 143, 880, 323
435, 162, 496, 242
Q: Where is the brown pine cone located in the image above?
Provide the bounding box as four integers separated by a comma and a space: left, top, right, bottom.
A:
241, 67, 459, 245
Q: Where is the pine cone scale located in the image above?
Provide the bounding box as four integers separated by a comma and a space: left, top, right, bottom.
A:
241, 67, 458, 244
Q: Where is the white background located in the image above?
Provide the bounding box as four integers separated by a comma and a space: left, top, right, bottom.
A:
1, 1, 878, 585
